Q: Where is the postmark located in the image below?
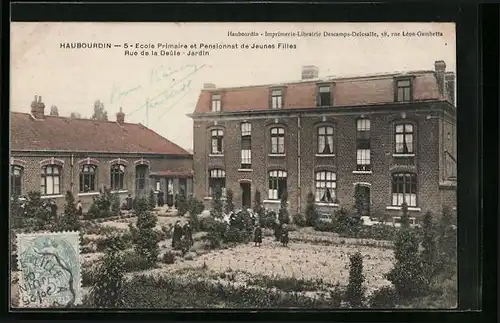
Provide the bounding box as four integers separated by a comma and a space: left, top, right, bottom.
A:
16, 231, 82, 307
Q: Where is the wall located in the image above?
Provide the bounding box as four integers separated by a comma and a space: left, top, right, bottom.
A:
192, 101, 456, 217
10, 152, 192, 212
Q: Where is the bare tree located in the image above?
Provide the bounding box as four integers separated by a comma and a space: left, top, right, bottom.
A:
49, 105, 59, 116
91, 100, 108, 121
70, 112, 82, 119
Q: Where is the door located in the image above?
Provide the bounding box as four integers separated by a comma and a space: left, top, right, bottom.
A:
135, 165, 148, 197
354, 184, 371, 216
240, 183, 251, 209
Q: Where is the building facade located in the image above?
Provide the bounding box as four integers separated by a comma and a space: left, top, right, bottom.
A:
11, 97, 194, 211
189, 61, 457, 218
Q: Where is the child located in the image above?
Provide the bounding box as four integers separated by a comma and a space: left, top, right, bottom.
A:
280, 223, 289, 247
253, 225, 263, 247
76, 200, 83, 217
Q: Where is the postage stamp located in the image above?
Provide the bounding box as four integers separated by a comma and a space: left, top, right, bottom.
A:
16, 231, 82, 308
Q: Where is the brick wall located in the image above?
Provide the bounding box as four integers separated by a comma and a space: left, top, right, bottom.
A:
11, 152, 192, 211
192, 102, 456, 217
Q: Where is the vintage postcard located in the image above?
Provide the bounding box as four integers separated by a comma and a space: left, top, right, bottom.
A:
10, 22, 457, 309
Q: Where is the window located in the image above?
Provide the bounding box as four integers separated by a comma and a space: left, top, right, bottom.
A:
211, 129, 224, 154
136, 165, 148, 191
391, 173, 417, 207
211, 94, 221, 112
79, 164, 97, 193
209, 169, 226, 197
110, 164, 125, 191
315, 171, 336, 203
396, 79, 412, 102
271, 89, 283, 109
155, 179, 161, 191
317, 85, 331, 107
356, 119, 371, 171
317, 126, 334, 154
268, 170, 287, 200
270, 127, 285, 154
41, 165, 61, 195
241, 123, 252, 168
11, 165, 23, 196
395, 123, 414, 154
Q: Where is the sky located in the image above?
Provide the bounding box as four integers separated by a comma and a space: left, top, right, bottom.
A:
11, 22, 456, 150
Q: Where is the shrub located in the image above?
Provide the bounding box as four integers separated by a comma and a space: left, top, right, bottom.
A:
421, 211, 438, 284
111, 193, 121, 216
335, 208, 362, 235
52, 191, 81, 232
95, 233, 132, 252
86, 187, 116, 219
229, 209, 253, 233
10, 196, 25, 229
346, 252, 366, 308
81, 265, 95, 287
305, 192, 317, 227
119, 274, 344, 308
148, 189, 156, 210
203, 218, 227, 249
122, 250, 154, 272
18, 191, 52, 232
210, 187, 224, 220
386, 208, 427, 299
369, 286, 398, 308
436, 206, 457, 278
130, 197, 160, 266
224, 189, 235, 215
187, 196, 204, 231
260, 210, 277, 229
313, 220, 336, 232
292, 213, 306, 227
162, 251, 176, 264
176, 188, 189, 216
339, 224, 397, 241
87, 239, 126, 308
253, 190, 264, 221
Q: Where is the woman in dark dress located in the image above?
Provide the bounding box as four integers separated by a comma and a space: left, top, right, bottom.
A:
280, 223, 289, 247
273, 220, 281, 242
183, 222, 193, 247
253, 225, 263, 247
172, 221, 183, 249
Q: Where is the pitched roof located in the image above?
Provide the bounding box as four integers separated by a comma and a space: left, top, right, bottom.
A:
193, 71, 448, 114
10, 112, 191, 155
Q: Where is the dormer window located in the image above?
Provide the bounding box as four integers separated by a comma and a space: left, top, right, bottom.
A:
317, 85, 332, 107
211, 94, 221, 112
395, 79, 412, 102
271, 89, 283, 109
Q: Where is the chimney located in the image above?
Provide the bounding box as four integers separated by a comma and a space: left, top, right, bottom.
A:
203, 83, 216, 89
116, 107, 125, 125
434, 60, 446, 96
301, 65, 319, 80
31, 95, 45, 119
445, 72, 456, 106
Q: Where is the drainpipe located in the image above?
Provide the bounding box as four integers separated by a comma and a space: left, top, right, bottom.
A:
297, 115, 301, 213
70, 153, 75, 196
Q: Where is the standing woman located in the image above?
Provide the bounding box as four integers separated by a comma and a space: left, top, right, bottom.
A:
280, 223, 289, 247
172, 221, 183, 249
253, 225, 263, 247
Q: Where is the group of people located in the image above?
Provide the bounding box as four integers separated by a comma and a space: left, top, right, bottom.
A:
252, 222, 289, 247
171, 221, 193, 249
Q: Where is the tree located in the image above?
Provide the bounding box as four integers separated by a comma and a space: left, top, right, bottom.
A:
22, 191, 51, 232
130, 197, 160, 266
70, 112, 82, 119
400, 202, 410, 229
386, 210, 427, 298
278, 191, 290, 225
49, 105, 59, 116
305, 192, 317, 226
210, 187, 224, 220
148, 189, 156, 211
421, 211, 437, 284
54, 191, 81, 232
253, 190, 264, 225
436, 206, 457, 277
88, 237, 126, 308
91, 100, 108, 121
225, 189, 235, 215
176, 188, 188, 216
346, 252, 366, 308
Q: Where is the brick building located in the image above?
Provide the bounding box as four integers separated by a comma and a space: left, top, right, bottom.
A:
10, 96, 194, 211
189, 61, 457, 218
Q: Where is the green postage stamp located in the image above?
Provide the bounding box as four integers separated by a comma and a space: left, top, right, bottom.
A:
16, 231, 82, 308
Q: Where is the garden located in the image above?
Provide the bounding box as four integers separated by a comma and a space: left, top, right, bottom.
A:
10, 187, 457, 309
